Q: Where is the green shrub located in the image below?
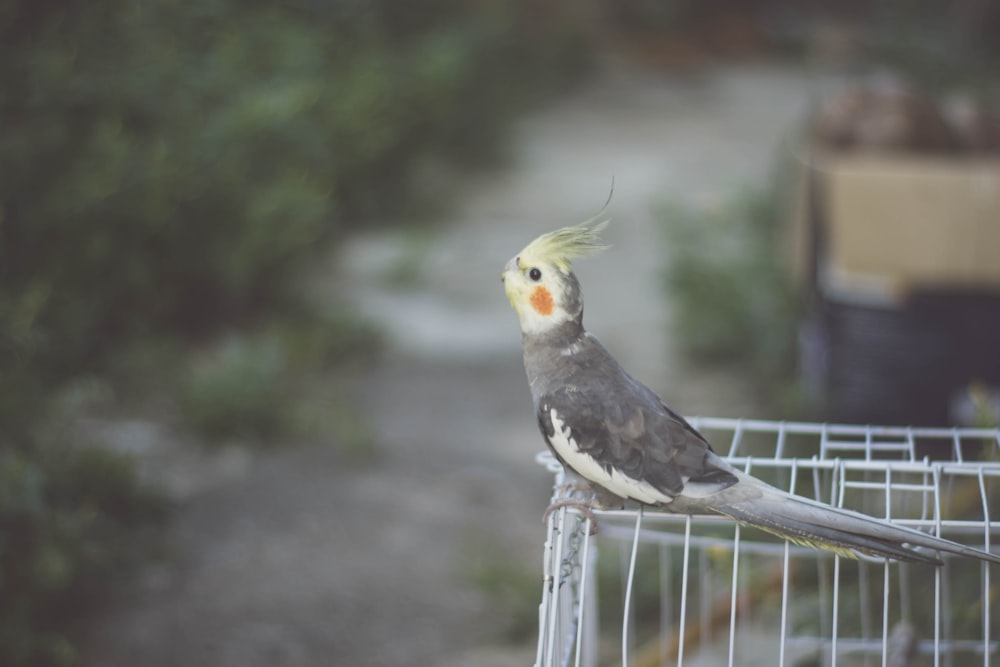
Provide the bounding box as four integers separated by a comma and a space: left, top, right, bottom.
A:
176, 307, 380, 444
0, 0, 592, 383
661, 186, 800, 385
179, 334, 291, 442
0, 441, 166, 667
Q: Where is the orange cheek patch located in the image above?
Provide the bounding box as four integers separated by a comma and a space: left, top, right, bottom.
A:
530, 286, 554, 316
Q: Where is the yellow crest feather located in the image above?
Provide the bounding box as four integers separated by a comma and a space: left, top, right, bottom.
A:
520, 218, 610, 273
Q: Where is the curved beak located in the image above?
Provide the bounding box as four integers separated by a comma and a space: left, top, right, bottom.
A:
501, 257, 523, 311
501, 256, 519, 282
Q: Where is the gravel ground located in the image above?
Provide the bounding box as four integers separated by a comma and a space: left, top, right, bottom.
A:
81, 60, 821, 667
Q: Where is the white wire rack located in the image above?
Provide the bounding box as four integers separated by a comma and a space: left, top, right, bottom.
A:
534, 418, 1000, 667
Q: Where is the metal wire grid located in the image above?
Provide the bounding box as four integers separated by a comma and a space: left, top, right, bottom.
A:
534, 418, 1000, 667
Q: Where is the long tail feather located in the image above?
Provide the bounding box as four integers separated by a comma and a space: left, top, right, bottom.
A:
708, 480, 1000, 565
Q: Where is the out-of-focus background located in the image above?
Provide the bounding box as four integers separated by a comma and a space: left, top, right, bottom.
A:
2, 1, 999, 666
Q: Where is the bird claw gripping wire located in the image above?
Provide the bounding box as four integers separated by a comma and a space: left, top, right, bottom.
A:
543, 500, 599, 535
543, 482, 601, 535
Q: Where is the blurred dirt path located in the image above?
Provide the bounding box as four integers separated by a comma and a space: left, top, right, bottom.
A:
82, 62, 819, 667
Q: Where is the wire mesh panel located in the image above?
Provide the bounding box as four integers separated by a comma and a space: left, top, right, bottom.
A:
534, 419, 1000, 667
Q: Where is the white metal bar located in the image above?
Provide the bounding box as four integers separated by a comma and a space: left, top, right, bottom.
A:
572, 520, 592, 667
978, 469, 991, 667
778, 458, 798, 667
842, 480, 934, 492
836, 458, 847, 508
774, 420, 788, 459
698, 547, 709, 655
881, 559, 890, 667
537, 510, 556, 667
677, 516, 692, 667
582, 529, 598, 667
726, 419, 744, 458
779, 540, 791, 667
831, 554, 841, 667
544, 508, 568, 667
881, 464, 892, 667
728, 522, 741, 667
660, 542, 673, 665
621, 508, 643, 667
933, 464, 943, 667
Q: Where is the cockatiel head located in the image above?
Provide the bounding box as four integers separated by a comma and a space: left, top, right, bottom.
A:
501, 220, 609, 336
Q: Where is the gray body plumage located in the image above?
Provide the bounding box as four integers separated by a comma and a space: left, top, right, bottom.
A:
522, 318, 1000, 565
524, 320, 736, 502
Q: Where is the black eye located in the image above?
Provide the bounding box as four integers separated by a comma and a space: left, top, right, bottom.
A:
529, 268, 542, 281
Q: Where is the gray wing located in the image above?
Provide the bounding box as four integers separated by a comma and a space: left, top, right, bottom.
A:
537, 375, 738, 501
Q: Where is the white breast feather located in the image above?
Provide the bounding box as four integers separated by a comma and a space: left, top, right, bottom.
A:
548, 409, 674, 505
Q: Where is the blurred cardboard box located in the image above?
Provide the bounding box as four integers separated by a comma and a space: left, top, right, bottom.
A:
794, 153, 1000, 303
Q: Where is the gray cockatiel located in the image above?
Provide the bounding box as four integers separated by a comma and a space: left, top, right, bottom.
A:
502, 220, 1000, 565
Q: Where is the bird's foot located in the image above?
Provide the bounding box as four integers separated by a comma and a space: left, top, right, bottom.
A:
543, 499, 600, 534
544, 481, 603, 534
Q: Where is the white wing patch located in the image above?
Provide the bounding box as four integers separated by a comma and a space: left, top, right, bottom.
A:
547, 408, 675, 505
677, 478, 726, 498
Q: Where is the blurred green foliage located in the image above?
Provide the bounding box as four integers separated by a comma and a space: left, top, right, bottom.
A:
661, 186, 800, 396
178, 309, 380, 444
0, 442, 166, 667
0, 0, 594, 663
0, 0, 592, 386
